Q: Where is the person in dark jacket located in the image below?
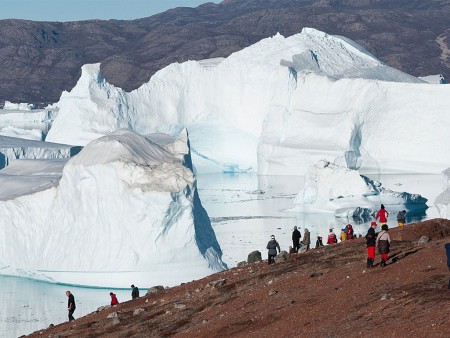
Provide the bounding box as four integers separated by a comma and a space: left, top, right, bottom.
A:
66, 291, 76, 321
131, 284, 139, 299
315, 236, 324, 248
446, 242, 450, 289
110, 292, 119, 306
376, 224, 391, 267
292, 226, 301, 252
266, 235, 280, 265
365, 221, 377, 268
397, 210, 406, 227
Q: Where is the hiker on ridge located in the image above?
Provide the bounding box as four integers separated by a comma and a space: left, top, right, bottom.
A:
375, 204, 389, 226
266, 235, 281, 265
110, 292, 119, 306
397, 210, 406, 227
327, 229, 338, 244
303, 228, 311, 251
292, 226, 301, 252
365, 221, 377, 268
131, 285, 139, 299
376, 224, 391, 267
66, 291, 76, 321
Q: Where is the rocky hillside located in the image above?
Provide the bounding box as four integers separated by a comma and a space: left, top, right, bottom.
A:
1, 0, 449, 104
26, 219, 450, 337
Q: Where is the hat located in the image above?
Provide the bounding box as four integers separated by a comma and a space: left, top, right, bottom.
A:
371, 221, 377, 226
270, 235, 275, 239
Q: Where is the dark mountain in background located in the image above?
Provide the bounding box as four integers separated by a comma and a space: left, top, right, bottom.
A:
0, 0, 449, 104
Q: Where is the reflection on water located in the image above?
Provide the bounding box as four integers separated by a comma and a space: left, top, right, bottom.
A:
1, 172, 443, 336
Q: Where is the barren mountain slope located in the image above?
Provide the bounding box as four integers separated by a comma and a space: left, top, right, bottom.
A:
26, 218, 450, 338
1, 0, 449, 103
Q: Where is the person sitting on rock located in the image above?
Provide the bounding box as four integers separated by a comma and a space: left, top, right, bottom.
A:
315, 236, 324, 248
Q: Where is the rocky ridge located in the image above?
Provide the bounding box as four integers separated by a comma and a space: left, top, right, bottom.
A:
26, 218, 450, 337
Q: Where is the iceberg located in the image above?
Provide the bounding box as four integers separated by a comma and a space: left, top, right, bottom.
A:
0, 135, 81, 169
45, 28, 450, 175
435, 167, 450, 219
0, 129, 227, 287
292, 160, 428, 218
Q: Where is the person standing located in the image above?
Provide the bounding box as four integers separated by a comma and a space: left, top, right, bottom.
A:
397, 210, 406, 227
292, 226, 301, 252
110, 292, 119, 306
131, 285, 139, 299
266, 235, 280, 265
303, 228, 311, 251
375, 204, 389, 226
66, 291, 76, 321
376, 224, 391, 267
365, 221, 377, 268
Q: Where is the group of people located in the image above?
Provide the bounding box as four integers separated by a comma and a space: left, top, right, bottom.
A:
266, 204, 407, 268
288, 226, 311, 255
64, 284, 140, 322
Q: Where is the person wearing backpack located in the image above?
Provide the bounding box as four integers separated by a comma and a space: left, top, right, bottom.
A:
397, 210, 406, 227
376, 224, 391, 267
365, 221, 377, 268
327, 229, 338, 244
266, 235, 281, 264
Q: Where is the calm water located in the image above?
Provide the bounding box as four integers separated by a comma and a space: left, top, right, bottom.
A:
1, 173, 442, 337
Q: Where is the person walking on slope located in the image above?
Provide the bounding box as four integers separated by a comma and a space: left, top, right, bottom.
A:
131, 285, 139, 299
303, 228, 311, 251
110, 292, 119, 306
375, 204, 389, 226
365, 221, 377, 268
327, 229, 338, 244
66, 291, 76, 321
266, 235, 281, 265
376, 224, 391, 267
292, 226, 301, 253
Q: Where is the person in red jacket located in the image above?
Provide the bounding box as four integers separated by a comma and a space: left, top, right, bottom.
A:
327, 229, 338, 244
375, 204, 389, 225
110, 292, 119, 306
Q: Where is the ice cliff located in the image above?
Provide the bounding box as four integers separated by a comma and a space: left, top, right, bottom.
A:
0, 129, 226, 287
45, 28, 450, 175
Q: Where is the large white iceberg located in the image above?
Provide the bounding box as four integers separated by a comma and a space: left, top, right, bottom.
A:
45, 28, 450, 175
0, 129, 226, 287
293, 160, 428, 218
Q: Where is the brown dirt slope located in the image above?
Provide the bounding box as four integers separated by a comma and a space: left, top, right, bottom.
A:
26, 218, 450, 338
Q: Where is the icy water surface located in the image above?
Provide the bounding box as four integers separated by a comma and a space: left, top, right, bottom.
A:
1, 173, 443, 337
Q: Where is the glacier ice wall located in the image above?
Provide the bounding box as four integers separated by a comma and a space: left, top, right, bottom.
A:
45, 28, 450, 174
